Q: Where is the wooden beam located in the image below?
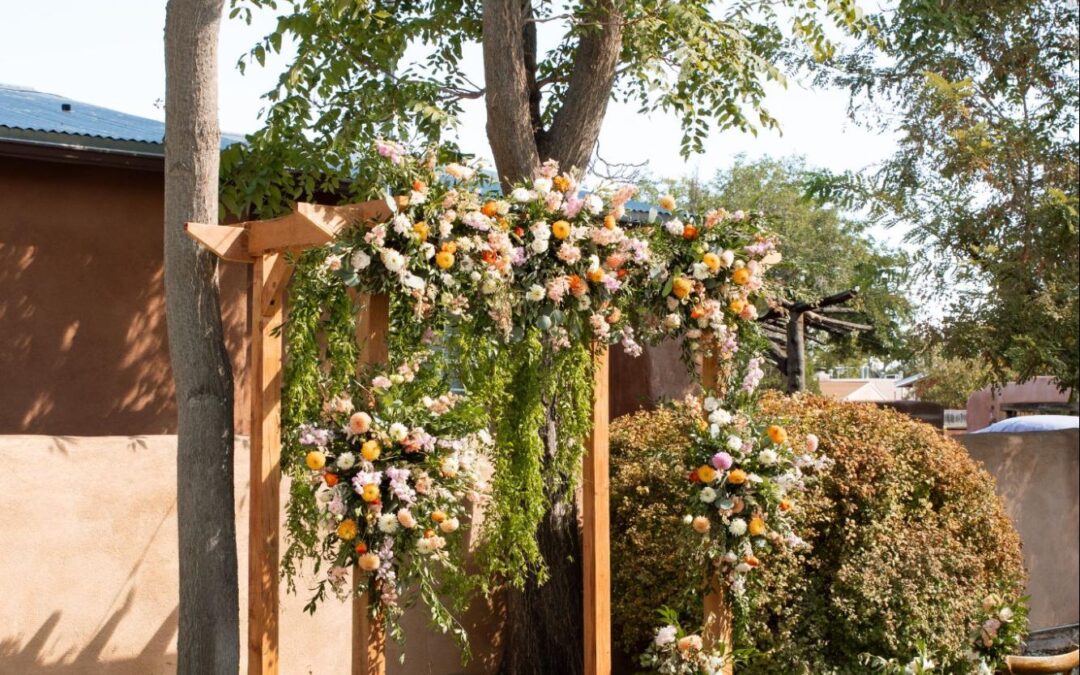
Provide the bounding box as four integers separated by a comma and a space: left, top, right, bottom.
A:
260, 255, 293, 318
353, 293, 389, 675
786, 311, 806, 393
246, 212, 335, 255
700, 341, 733, 675
583, 346, 611, 675
296, 200, 393, 237
249, 254, 285, 675
803, 311, 872, 333
1006, 650, 1079, 674
184, 222, 252, 262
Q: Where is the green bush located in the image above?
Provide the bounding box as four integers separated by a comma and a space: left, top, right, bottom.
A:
610, 394, 1026, 672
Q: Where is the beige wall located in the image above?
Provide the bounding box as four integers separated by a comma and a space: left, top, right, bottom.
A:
0, 156, 249, 436
0, 435, 502, 674
966, 377, 1073, 431
958, 429, 1080, 629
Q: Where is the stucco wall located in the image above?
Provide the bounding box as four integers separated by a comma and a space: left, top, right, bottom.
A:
0, 435, 502, 674
0, 156, 249, 435
958, 429, 1080, 629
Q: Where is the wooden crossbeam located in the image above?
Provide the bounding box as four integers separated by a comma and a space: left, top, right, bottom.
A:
583, 346, 612, 675
185, 222, 251, 262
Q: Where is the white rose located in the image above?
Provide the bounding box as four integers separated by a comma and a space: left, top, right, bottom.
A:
351, 250, 371, 270
692, 262, 711, 280
377, 513, 399, 533
720, 250, 735, 268
530, 238, 549, 254
708, 409, 732, 426
533, 177, 553, 193
388, 423, 408, 442
380, 249, 405, 274
699, 487, 717, 503
727, 435, 743, 451
728, 518, 748, 536
758, 449, 778, 466
585, 194, 603, 214
703, 396, 720, 412
526, 284, 545, 302
664, 218, 684, 236
998, 607, 1014, 622
335, 452, 356, 471
511, 187, 534, 202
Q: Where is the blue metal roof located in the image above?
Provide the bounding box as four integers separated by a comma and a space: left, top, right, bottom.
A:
0, 83, 244, 149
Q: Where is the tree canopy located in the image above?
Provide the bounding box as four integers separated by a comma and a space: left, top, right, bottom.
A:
808, 0, 1080, 393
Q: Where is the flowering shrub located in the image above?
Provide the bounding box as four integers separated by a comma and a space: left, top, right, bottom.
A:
610, 395, 1027, 672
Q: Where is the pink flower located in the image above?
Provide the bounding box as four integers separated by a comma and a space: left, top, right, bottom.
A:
375, 140, 405, 164
805, 433, 819, 453
557, 243, 582, 265
562, 194, 584, 218
371, 375, 393, 390
546, 276, 570, 304
711, 452, 733, 470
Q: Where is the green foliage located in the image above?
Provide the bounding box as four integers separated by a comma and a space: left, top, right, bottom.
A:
910, 355, 992, 409
609, 395, 1027, 672
806, 0, 1080, 393
641, 156, 913, 368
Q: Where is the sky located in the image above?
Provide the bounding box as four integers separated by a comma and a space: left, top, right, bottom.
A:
0, 1, 899, 179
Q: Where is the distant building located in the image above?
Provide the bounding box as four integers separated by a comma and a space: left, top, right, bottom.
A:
816, 371, 912, 402
966, 377, 1077, 432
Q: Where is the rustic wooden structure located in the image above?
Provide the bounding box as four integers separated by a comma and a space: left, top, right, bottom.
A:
757, 289, 872, 393
1006, 649, 1080, 674
185, 200, 612, 674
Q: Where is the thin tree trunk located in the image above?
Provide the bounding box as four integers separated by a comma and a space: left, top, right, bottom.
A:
164, 2, 239, 673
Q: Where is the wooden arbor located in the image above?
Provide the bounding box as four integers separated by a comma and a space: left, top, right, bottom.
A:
185, 201, 613, 675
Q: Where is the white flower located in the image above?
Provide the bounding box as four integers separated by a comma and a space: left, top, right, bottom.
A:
664, 218, 684, 237
416, 535, 446, 555
377, 513, 399, 533
703, 396, 720, 412
998, 607, 1014, 622
585, 194, 603, 214
526, 284, 546, 302
351, 250, 371, 270
530, 238, 550, 254
315, 485, 334, 504
699, 487, 717, 503
392, 212, 412, 236
445, 162, 475, 181
380, 249, 405, 274
758, 449, 778, 466
388, 423, 408, 442
440, 455, 460, 478
722, 551, 738, 564
335, 452, 356, 470
682, 514, 694, 525
438, 219, 454, 239
728, 518, 747, 536
400, 272, 425, 290
533, 177, 553, 193
720, 250, 735, 268
662, 313, 681, 330
727, 435, 742, 452
735, 562, 752, 574
530, 220, 551, 239
692, 262, 711, 280
439, 517, 460, 533
654, 625, 678, 647
511, 187, 534, 202
409, 189, 427, 205
708, 409, 732, 426
481, 274, 500, 294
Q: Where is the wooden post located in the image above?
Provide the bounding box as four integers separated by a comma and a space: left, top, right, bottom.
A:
701, 346, 734, 675
353, 293, 389, 675
249, 253, 286, 675
583, 346, 611, 675
786, 310, 805, 393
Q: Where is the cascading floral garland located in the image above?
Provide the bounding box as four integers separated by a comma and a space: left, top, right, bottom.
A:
278, 140, 800, 659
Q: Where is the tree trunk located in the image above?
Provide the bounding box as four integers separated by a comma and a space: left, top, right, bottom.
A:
482, 3, 626, 673
164, 2, 239, 674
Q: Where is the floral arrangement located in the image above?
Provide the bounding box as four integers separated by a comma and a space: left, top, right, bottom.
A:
290, 350, 492, 647
640, 195, 781, 365
640, 609, 731, 675
679, 370, 827, 598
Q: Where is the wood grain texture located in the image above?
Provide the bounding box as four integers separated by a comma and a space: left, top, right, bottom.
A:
353, 293, 389, 675
1007, 650, 1080, 674
184, 222, 252, 262
248, 254, 284, 675
701, 344, 733, 675
583, 346, 612, 675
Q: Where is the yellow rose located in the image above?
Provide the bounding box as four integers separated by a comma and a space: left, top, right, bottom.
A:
361, 483, 380, 503
732, 268, 751, 286
552, 220, 571, 240
703, 252, 721, 273
305, 451, 326, 471
748, 516, 767, 537
435, 251, 455, 269
697, 465, 718, 483
727, 468, 748, 485
361, 439, 381, 462
767, 425, 788, 444
672, 277, 694, 299
336, 519, 358, 541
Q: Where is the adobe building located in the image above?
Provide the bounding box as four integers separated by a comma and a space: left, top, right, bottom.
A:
0, 82, 249, 435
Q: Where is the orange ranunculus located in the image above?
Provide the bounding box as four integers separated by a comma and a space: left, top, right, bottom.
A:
431, 510, 447, 523
481, 201, 499, 217
305, 450, 326, 471
481, 249, 498, 265
587, 268, 604, 283
324, 473, 339, 487
748, 516, 767, 537
744, 554, 761, 568
703, 252, 721, 272
336, 519, 358, 541
767, 425, 788, 444
552, 175, 570, 192
697, 465, 718, 483
552, 220, 572, 239
412, 179, 427, 192
354, 541, 368, 555
606, 308, 622, 324
779, 499, 792, 512
514, 226, 525, 237
690, 305, 706, 319
568, 275, 588, 297
441, 241, 458, 254
603, 214, 617, 229
727, 468, 748, 485
361, 484, 380, 503
361, 440, 381, 462
435, 251, 455, 269
682, 224, 699, 240
673, 277, 694, 299
732, 268, 751, 285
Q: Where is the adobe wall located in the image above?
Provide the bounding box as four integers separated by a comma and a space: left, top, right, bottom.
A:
0, 435, 503, 674
0, 156, 249, 435
958, 429, 1080, 629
